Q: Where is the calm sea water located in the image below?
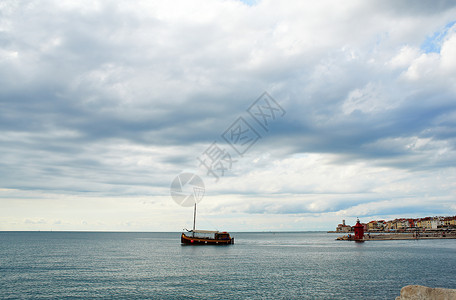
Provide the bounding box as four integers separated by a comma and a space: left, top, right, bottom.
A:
0, 232, 455, 299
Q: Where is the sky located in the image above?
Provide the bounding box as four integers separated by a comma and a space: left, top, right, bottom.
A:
1, 0, 456, 231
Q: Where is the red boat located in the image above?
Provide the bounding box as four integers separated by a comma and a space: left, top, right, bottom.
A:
181, 230, 234, 245
181, 202, 234, 245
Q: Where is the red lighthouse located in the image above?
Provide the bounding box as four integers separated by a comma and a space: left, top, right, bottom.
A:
353, 219, 364, 240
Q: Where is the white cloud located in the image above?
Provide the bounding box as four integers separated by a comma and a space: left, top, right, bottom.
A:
402, 27, 456, 82
440, 29, 456, 73
342, 82, 396, 114
389, 46, 421, 69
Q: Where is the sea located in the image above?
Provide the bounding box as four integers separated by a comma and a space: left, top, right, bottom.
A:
1, 232, 455, 299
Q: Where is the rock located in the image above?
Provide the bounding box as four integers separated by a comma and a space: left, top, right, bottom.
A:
396, 285, 456, 300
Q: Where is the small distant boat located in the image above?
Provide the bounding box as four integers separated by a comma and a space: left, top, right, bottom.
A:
181, 203, 234, 245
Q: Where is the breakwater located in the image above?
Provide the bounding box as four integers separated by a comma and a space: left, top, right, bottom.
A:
336, 232, 456, 241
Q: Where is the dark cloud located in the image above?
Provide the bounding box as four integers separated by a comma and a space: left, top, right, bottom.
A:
372, 0, 456, 16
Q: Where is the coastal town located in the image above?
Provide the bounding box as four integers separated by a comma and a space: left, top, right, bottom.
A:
333, 216, 456, 241
334, 216, 456, 233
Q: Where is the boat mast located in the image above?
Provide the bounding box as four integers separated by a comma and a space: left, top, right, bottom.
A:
192, 202, 197, 234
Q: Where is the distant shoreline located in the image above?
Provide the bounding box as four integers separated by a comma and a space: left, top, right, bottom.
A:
336, 232, 456, 241
328, 229, 456, 234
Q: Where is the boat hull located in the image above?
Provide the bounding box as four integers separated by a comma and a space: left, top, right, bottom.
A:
181, 233, 234, 245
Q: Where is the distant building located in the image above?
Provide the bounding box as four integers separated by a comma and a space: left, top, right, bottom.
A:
385, 220, 393, 231
419, 217, 432, 229
391, 219, 406, 230
367, 221, 376, 231
407, 219, 415, 228
336, 220, 352, 233
443, 216, 456, 228
367, 220, 385, 231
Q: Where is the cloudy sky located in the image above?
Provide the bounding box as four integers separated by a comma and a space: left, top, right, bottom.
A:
1, 0, 456, 231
